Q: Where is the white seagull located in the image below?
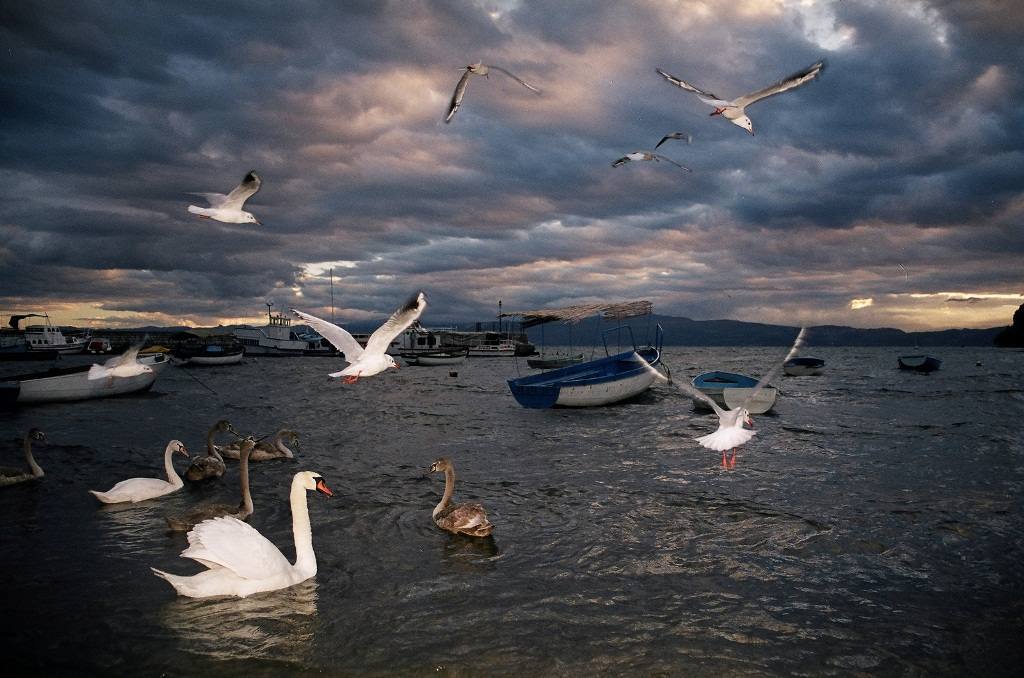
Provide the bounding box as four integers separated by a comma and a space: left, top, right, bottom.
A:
640, 328, 807, 468
612, 151, 691, 172
445, 62, 541, 123
87, 341, 151, 381
655, 60, 826, 135
654, 131, 692, 149
292, 291, 427, 383
187, 170, 262, 224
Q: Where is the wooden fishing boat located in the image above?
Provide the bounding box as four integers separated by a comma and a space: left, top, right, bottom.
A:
0, 363, 157, 405
898, 354, 942, 372
691, 371, 777, 414
783, 356, 825, 376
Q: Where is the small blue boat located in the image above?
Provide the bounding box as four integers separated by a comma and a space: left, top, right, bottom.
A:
503, 300, 664, 409
691, 370, 777, 414
898, 354, 942, 372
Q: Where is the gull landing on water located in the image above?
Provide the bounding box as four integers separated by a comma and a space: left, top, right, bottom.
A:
639, 328, 807, 469
292, 291, 427, 383
612, 151, 691, 172
187, 171, 262, 224
445, 62, 541, 123
655, 61, 825, 135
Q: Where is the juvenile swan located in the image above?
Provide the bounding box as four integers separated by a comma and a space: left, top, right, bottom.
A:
185, 419, 238, 481
89, 441, 189, 503
167, 438, 256, 531
152, 471, 333, 598
0, 429, 47, 487
428, 457, 494, 537
217, 428, 298, 461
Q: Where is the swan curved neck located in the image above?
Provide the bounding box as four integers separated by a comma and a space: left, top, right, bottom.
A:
163, 443, 183, 487
433, 467, 455, 518
290, 476, 315, 576
205, 426, 222, 460
275, 432, 295, 458
24, 435, 43, 478
238, 448, 253, 514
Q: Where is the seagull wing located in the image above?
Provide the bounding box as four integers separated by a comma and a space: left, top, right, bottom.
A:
221, 171, 261, 211
653, 153, 692, 172
634, 353, 726, 416
291, 308, 364, 361
364, 291, 428, 356
488, 65, 541, 94
740, 327, 807, 409
445, 69, 472, 123
733, 60, 825, 108
186, 192, 229, 207
655, 132, 692, 149
103, 340, 145, 368
656, 68, 729, 106
611, 155, 631, 167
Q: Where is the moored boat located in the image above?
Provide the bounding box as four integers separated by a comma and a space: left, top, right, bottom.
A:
16, 314, 88, 354
233, 304, 339, 356
137, 351, 172, 374
527, 353, 585, 369
898, 354, 942, 372
691, 371, 777, 414
0, 363, 157, 405
175, 338, 245, 365
783, 356, 825, 376
401, 348, 469, 366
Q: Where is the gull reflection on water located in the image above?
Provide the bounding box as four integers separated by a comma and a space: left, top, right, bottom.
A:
159, 579, 319, 662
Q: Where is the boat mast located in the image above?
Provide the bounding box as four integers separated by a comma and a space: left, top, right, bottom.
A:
266, 300, 273, 324
330, 268, 335, 323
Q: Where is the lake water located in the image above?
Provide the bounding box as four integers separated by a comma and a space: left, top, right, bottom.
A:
1, 346, 1022, 676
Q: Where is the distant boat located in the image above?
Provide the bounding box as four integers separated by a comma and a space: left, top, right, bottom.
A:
233, 305, 339, 356
16, 314, 87, 354
137, 352, 172, 374
898, 354, 942, 373
503, 300, 665, 408
527, 353, 585, 369
0, 363, 157, 405
86, 338, 113, 354
392, 322, 534, 358
174, 338, 245, 365
401, 348, 469, 366
783, 356, 825, 376
691, 371, 777, 414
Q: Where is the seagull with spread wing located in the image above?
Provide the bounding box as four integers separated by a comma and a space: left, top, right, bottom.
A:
87, 341, 151, 381
640, 328, 807, 468
654, 131, 692, 149
187, 170, 262, 224
292, 291, 427, 383
655, 61, 825, 135
445, 62, 541, 123
612, 151, 691, 172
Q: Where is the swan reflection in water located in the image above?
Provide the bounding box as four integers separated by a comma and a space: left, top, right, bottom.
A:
438, 533, 501, 574
160, 579, 319, 662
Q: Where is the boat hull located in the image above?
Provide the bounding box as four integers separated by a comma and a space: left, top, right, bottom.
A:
402, 349, 468, 366
3, 364, 157, 404
527, 353, 585, 369
508, 347, 660, 409
783, 357, 825, 376
184, 351, 244, 365
692, 371, 777, 414
898, 355, 942, 372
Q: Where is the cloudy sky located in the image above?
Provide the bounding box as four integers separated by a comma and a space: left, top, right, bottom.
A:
2, 0, 1022, 332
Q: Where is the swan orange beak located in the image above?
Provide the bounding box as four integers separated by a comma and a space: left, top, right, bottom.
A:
315, 478, 333, 497
178, 445, 190, 458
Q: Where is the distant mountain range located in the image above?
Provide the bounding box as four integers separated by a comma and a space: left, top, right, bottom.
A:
110, 313, 1007, 347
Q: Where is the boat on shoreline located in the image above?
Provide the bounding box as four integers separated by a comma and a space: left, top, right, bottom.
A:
174, 336, 245, 365
0, 363, 158, 405
691, 371, 777, 414
5, 313, 88, 354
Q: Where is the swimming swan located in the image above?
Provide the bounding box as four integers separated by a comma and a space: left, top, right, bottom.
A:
428, 457, 494, 537
89, 440, 189, 503
152, 471, 333, 598
217, 428, 298, 461
167, 438, 256, 531
185, 419, 238, 482
0, 429, 47, 487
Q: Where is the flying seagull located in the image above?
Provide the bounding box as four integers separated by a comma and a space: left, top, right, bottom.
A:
655, 61, 825, 135
654, 131, 692, 149
88, 341, 151, 381
292, 291, 427, 383
639, 328, 807, 468
612, 151, 691, 172
445, 62, 541, 123
187, 171, 262, 225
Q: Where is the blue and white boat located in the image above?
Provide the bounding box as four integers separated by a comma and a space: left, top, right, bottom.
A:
691, 371, 777, 414
503, 301, 665, 408
898, 354, 942, 373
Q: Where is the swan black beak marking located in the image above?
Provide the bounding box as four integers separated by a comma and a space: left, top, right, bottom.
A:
315, 478, 333, 497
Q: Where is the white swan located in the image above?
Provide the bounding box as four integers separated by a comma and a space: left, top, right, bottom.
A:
428, 457, 494, 537
89, 440, 189, 503
0, 429, 47, 487
185, 419, 238, 481
152, 471, 333, 598
217, 428, 298, 461
167, 438, 255, 531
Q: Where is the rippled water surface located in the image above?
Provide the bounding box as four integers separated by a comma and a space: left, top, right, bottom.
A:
2, 346, 1023, 676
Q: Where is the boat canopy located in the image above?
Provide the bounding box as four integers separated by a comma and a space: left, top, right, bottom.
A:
499, 300, 653, 328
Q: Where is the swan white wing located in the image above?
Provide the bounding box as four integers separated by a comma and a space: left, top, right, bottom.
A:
488, 65, 541, 94
741, 327, 806, 409
291, 308, 364, 361
221, 171, 261, 210
733, 60, 825, 108
445, 69, 472, 123
364, 291, 427, 356
655, 68, 729, 106
181, 516, 291, 580
186, 191, 229, 207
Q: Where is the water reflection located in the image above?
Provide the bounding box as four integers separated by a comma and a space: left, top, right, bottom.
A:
438, 533, 500, 573
160, 579, 319, 662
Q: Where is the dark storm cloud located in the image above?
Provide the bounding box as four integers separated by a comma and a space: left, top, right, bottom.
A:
1, 1, 1021, 331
